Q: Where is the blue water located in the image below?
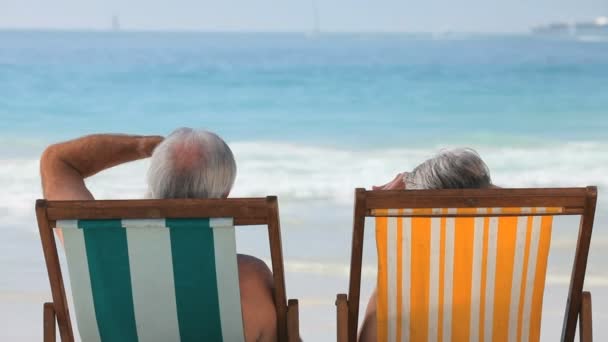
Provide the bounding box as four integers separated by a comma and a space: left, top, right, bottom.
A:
1, 31, 608, 148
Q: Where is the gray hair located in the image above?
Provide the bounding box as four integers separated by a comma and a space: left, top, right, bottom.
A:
147, 128, 237, 199
406, 148, 492, 190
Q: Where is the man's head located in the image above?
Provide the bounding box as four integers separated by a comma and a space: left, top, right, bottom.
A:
373, 148, 492, 190
147, 128, 236, 199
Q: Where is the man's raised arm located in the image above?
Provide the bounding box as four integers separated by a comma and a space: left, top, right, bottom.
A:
40, 134, 163, 200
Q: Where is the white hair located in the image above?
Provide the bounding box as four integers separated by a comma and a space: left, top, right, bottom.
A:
146, 128, 236, 199
406, 148, 492, 190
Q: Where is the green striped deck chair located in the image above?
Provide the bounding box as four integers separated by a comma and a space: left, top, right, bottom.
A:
36, 197, 300, 342
336, 187, 597, 342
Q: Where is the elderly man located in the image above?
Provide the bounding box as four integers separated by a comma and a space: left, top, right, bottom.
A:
360, 148, 494, 342
40, 128, 278, 342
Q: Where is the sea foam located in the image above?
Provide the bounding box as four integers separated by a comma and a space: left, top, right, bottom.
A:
1, 140, 607, 229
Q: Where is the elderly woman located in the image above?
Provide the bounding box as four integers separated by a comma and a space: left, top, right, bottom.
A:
359, 148, 494, 342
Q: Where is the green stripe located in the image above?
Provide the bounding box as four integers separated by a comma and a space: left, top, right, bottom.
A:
167, 218, 223, 341
80, 220, 139, 342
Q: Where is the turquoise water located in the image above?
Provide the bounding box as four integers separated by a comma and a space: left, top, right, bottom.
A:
2, 31, 608, 204
1, 31, 607, 340
2, 31, 608, 147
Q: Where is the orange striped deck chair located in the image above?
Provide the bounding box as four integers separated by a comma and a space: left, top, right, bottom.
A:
336, 187, 597, 342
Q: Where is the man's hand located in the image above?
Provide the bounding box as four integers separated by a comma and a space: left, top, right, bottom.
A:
40, 134, 164, 201
372, 172, 406, 190
137, 135, 165, 159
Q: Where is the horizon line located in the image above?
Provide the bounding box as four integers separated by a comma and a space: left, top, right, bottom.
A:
0, 27, 533, 35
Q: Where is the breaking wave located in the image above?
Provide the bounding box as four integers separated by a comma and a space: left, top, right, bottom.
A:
1, 140, 607, 228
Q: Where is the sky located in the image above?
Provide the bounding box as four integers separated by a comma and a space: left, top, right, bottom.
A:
0, 0, 607, 33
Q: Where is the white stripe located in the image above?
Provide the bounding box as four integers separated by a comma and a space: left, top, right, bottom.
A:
428, 212, 441, 342
210, 217, 234, 228
122, 219, 166, 229
401, 209, 412, 342
469, 208, 486, 342
211, 221, 245, 342
484, 208, 501, 342
442, 208, 456, 342
521, 208, 545, 342
58, 220, 101, 342
123, 219, 181, 342
508, 208, 531, 342
387, 209, 398, 342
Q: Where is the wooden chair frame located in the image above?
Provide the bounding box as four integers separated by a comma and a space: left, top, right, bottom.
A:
336, 187, 597, 342
36, 196, 300, 342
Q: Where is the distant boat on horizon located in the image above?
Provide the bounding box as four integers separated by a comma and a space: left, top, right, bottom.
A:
111, 15, 121, 32
531, 16, 608, 40
305, 0, 321, 38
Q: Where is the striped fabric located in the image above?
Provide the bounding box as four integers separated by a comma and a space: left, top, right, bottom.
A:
57, 218, 245, 342
375, 207, 558, 342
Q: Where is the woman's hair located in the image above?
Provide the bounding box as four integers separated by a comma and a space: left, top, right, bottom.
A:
406, 148, 492, 190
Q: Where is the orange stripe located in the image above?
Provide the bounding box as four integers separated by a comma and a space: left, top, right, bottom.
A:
479, 216, 490, 342
456, 208, 479, 215
517, 209, 535, 342
410, 210, 431, 342
492, 212, 520, 342
529, 216, 553, 342
451, 209, 475, 342
376, 214, 389, 342
396, 210, 403, 342
437, 210, 447, 342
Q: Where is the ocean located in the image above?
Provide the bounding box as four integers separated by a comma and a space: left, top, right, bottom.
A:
1, 31, 607, 340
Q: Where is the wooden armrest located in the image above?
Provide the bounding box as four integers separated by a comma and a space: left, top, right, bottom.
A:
287, 299, 300, 342
580, 291, 593, 342
43, 302, 56, 342
336, 294, 348, 342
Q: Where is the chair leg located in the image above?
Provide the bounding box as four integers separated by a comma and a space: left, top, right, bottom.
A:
580, 291, 593, 342
336, 294, 348, 342
43, 302, 56, 342
287, 299, 300, 342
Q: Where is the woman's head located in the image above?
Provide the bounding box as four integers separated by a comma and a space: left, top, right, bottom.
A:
373, 148, 492, 190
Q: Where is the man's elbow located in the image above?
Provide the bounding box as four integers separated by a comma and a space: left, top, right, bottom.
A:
39, 143, 68, 190
40, 144, 60, 172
